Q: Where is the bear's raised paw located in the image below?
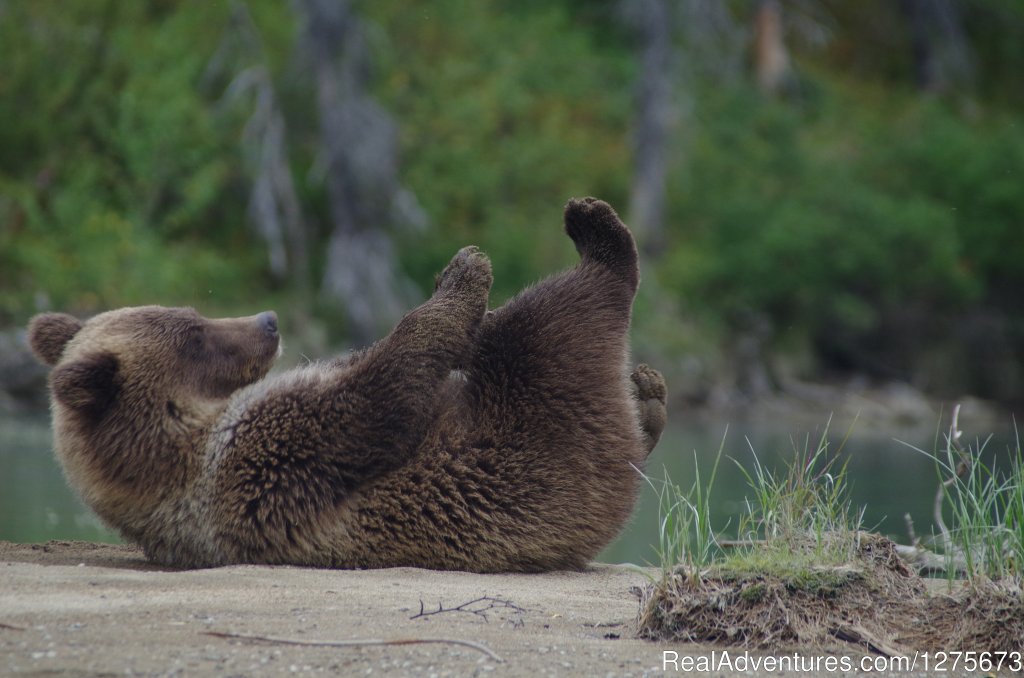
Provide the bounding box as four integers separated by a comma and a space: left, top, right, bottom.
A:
434, 246, 493, 299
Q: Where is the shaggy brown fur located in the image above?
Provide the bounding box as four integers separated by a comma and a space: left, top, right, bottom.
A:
28, 198, 666, 571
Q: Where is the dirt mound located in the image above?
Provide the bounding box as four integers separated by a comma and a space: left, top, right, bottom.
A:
902, 579, 1024, 653
637, 533, 1023, 656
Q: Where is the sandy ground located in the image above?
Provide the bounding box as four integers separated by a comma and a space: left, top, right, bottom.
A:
1, 541, 936, 678
0, 541, 680, 677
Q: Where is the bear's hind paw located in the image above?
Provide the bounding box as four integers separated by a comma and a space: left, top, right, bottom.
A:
631, 363, 667, 455
563, 198, 638, 279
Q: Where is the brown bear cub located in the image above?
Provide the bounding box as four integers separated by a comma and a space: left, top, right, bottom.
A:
28, 198, 667, 571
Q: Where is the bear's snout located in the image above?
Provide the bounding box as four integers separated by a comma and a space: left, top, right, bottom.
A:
189, 311, 282, 396
257, 311, 278, 337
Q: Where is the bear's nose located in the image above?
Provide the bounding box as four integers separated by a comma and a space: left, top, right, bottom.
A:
258, 311, 278, 336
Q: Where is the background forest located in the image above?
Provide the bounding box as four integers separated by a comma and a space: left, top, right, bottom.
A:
2, 0, 1023, 409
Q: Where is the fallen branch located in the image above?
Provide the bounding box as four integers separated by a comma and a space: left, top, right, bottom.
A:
202, 630, 503, 663
0, 622, 26, 631
717, 535, 965, 577
831, 623, 907, 658
717, 539, 766, 549
892, 543, 961, 577
411, 596, 525, 628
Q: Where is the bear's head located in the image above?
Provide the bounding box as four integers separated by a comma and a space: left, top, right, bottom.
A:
29, 306, 281, 420
26, 306, 280, 525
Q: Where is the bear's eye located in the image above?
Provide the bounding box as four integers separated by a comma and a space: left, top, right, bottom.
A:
166, 401, 181, 419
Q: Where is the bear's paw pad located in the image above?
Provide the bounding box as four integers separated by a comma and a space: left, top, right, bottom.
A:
563, 197, 634, 264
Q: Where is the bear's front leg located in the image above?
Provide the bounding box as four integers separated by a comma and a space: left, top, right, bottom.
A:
313, 245, 490, 466
209, 247, 492, 564
328, 245, 492, 458
297, 246, 491, 475
380, 244, 491, 369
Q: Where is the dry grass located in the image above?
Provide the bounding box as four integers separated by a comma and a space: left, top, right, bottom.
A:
637, 532, 1024, 656
903, 579, 1024, 653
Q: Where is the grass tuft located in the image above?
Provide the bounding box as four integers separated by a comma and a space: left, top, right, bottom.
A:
898, 409, 1024, 584
642, 429, 726, 579
722, 417, 866, 578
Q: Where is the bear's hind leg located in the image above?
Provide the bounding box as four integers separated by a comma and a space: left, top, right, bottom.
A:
443, 199, 647, 569
467, 199, 639, 438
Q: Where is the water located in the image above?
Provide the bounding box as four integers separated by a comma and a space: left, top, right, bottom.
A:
0, 414, 118, 543
1, 413, 1016, 563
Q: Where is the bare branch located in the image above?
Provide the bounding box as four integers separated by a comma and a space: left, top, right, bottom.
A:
410, 596, 526, 628
934, 403, 973, 551
903, 512, 918, 546
893, 541, 964, 577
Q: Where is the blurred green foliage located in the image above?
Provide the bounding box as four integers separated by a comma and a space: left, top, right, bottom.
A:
1, 1, 1022, 399
0, 2, 263, 317
368, 1, 634, 302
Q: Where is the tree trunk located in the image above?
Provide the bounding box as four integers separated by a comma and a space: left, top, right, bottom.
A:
295, 0, 422, 346
626, 0, 675, 257
900, 0, 973, 94
214, 2, 310, 298
753, 0, 790, 95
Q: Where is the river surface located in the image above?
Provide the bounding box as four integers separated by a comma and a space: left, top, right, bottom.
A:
0, 411, 1016, 564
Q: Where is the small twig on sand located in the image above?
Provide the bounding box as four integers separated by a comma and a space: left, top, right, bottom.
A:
411, 596, 525, 628
202, 630, 503, 663
0, 623, 26, 631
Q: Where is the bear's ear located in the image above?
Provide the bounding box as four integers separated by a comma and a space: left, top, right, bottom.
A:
27, 313, 84, 366
50, 352, 120, 420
